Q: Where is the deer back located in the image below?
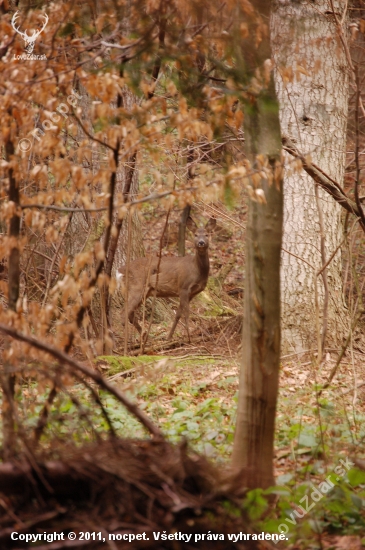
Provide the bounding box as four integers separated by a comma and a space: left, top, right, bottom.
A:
117, 217, 216, 301
148, 254, 208, 298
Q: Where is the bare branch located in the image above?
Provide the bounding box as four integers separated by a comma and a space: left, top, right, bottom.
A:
0, 323, 163, 438
20, 204, 108, 212
282, 136, 365, 230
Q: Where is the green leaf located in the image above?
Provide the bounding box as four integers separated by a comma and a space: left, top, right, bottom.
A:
263, 485, 291, 497
244, 489, 269, 520
276, 473, 293, 485
347, 468, 365, 487
298, 433, 317, 447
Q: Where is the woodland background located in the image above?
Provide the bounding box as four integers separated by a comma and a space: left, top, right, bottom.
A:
1, 0, 365, 548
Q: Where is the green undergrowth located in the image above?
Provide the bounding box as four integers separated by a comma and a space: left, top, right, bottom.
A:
97, 354, 237, 458
95, 354, 166, 376
8, 356, 365, 547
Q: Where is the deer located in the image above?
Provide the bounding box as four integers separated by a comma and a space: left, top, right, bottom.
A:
116, 217, 216, 343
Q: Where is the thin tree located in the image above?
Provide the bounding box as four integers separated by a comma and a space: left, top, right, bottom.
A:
232, 0, 283, 489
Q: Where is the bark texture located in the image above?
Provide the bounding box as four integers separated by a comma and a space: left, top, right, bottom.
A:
232, 0, 283, 489
271, 0, 349, 353
114, 87, 144, 269
2, 140, 19, 459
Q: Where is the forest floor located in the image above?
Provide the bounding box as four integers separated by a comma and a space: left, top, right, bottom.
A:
0, 205, 365, 550
60, 215, 365, 550
6, 333, 365, 549
93, 343, 365, 549
90, 196, 365, 548
3, 301, 365, 547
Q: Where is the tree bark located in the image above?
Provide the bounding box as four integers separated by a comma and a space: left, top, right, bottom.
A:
271, 0, 349, 353
101, 88, 142, 353
2, 139, 20, 460
232, 0, 283, 489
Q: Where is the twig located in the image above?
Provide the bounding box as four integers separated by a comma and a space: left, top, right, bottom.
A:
319, 308, 364, 394
0, 510, 62, 546
68, 370, 117, 438
19, 176, 249, 214
101, 38, 145, 51
342, 381, 365, 394
34, 365, 116, 442
3, 137, 19, 459
353, 67, 365, 227
64, 141, 120, 354
33, 385, 58, 444
123, 210, 133, 355
42, 212, 73, 307
281, 349, 311, 359
329, 0, 354, 75
141, 208, 172, 352
317, 235, 346, 277
104, 150, 137, 351
0, 323, 163, 438
20, 204, 108, 212
282, 136, 365, 231
314, 185, 328, 353
147, 5, 167, 99
281, 247, 315, 270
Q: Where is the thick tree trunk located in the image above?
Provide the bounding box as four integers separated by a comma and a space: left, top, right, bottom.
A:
271, 0, 349, 353
232, 0, 283, 489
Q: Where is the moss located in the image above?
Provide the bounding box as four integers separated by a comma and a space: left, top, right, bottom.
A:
95, 355, 166, 376
196, 290, 236, 317
176, 356, 217, 367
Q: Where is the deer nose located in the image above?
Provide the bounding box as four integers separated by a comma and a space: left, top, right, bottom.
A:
197, 239, 206, 246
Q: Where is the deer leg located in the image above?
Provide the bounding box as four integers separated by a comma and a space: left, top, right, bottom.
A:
122, 293, 143, 335
168, 289, 190, 342
129, 309, 143, 334
183, 296, 191, 343
167, 308, 181, 341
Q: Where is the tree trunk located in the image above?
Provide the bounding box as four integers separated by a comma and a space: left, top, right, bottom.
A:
271, 0, 349, 353
232, 0, 283, 489
101, 87, 143, 354
2, 140, 20, 460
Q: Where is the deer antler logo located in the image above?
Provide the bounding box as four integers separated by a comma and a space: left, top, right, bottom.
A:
11, 11, 48, 54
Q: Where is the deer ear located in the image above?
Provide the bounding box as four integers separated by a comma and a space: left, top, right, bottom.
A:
186, 216, 198, 233
205, 218, 217, 232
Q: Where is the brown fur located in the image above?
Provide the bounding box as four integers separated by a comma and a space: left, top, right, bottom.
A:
117, 218, 216, 342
